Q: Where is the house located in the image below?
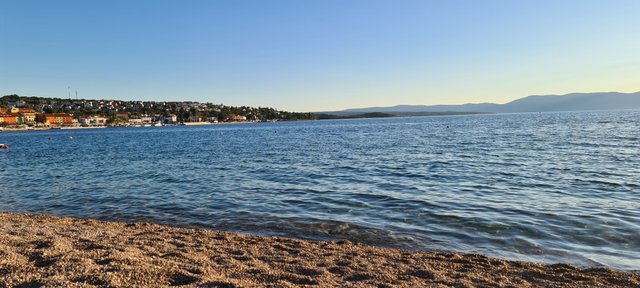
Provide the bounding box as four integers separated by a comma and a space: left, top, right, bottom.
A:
16, 108, 36, 124
93, 116, 107, 125
164, 114, 177, 124
79, 116, 107, 126
128, 118, 143, 125
79, 117, 91, 126
228, 114, 247, 122
0, 113, 21, 125
140, 116, 153, 124
44, 114, 76, 126
8, 100, 26, 108
116, 112, 129, 119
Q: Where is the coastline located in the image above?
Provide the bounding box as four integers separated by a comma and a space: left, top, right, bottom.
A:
1, 212, 637, 287
0, 126, 108, 132
0, 122, 256, 132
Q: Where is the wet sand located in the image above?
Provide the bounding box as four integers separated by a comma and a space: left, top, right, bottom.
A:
0, 212, 638, 287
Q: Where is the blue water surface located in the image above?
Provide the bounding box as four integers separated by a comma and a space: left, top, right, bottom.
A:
1, 110, 639, 270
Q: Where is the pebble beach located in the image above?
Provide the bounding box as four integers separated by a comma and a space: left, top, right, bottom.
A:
1, 212, 638, 288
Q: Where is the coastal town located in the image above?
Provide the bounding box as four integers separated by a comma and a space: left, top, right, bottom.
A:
0, 94, 316, 130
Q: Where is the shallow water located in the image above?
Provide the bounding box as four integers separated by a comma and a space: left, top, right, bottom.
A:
1, 111, 639, 270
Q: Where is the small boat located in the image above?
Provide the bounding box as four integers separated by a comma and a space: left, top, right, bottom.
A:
0, 144, 8, 149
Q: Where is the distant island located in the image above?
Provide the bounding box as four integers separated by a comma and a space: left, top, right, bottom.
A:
318, 91, 640, 117
0, 94, 317, 130
316, 111, 488, 120
316, 112, 395, 120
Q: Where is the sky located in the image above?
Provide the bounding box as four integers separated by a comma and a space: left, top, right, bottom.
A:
1, 0, 639, 112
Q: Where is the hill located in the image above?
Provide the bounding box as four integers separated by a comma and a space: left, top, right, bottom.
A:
320, 91, 640, 116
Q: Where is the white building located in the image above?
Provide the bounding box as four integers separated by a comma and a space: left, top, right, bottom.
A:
79, 116, 107, 126
128, 118, 142, 125
140, 116, 153, 124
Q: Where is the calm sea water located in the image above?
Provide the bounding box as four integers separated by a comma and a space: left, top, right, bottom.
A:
1, 111, 639, 270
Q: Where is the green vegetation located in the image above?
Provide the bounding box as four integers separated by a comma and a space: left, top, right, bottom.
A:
0, 95, 317, 122
316, 112, 396, 120
316, 111, 490, 120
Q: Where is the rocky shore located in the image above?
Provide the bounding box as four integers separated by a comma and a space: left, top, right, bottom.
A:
0, 212, 638, 287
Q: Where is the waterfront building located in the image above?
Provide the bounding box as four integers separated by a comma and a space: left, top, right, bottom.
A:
164, 114, 178, 124
140, 116, 153, 124
0, 113, 21, 125
14, 108, 36, 124
115, 112, 129, 119
44, 114, 76, 126
228, 114, 247, 122
79, 115, 107, 126
128, 118, 143, 125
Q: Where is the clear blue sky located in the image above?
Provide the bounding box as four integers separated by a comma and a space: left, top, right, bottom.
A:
1, 0, 639, 111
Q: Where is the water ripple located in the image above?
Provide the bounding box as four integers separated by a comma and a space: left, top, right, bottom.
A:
1, 110, 639, 270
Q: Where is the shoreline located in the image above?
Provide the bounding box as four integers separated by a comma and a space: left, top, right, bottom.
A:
1, 212, 638, 287
0, 126, 108, 132
0, 122, 257, 132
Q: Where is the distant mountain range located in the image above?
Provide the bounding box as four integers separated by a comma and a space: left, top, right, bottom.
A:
318, 91, 640, 116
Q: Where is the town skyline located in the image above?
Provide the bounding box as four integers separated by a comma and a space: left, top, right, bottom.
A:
0, 94, 316, 129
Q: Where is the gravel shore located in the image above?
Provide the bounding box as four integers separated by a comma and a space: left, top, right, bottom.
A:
0, 212, 638, 287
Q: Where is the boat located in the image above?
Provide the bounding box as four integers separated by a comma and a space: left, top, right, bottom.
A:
0, 144, 8, 149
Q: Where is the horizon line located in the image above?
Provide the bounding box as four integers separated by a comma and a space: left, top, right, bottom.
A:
3, 90, 639, 113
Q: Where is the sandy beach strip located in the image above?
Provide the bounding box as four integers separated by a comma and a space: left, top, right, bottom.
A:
0, 212, 638, 288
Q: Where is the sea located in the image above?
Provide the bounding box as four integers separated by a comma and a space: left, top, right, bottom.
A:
1, 110, 638, 270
